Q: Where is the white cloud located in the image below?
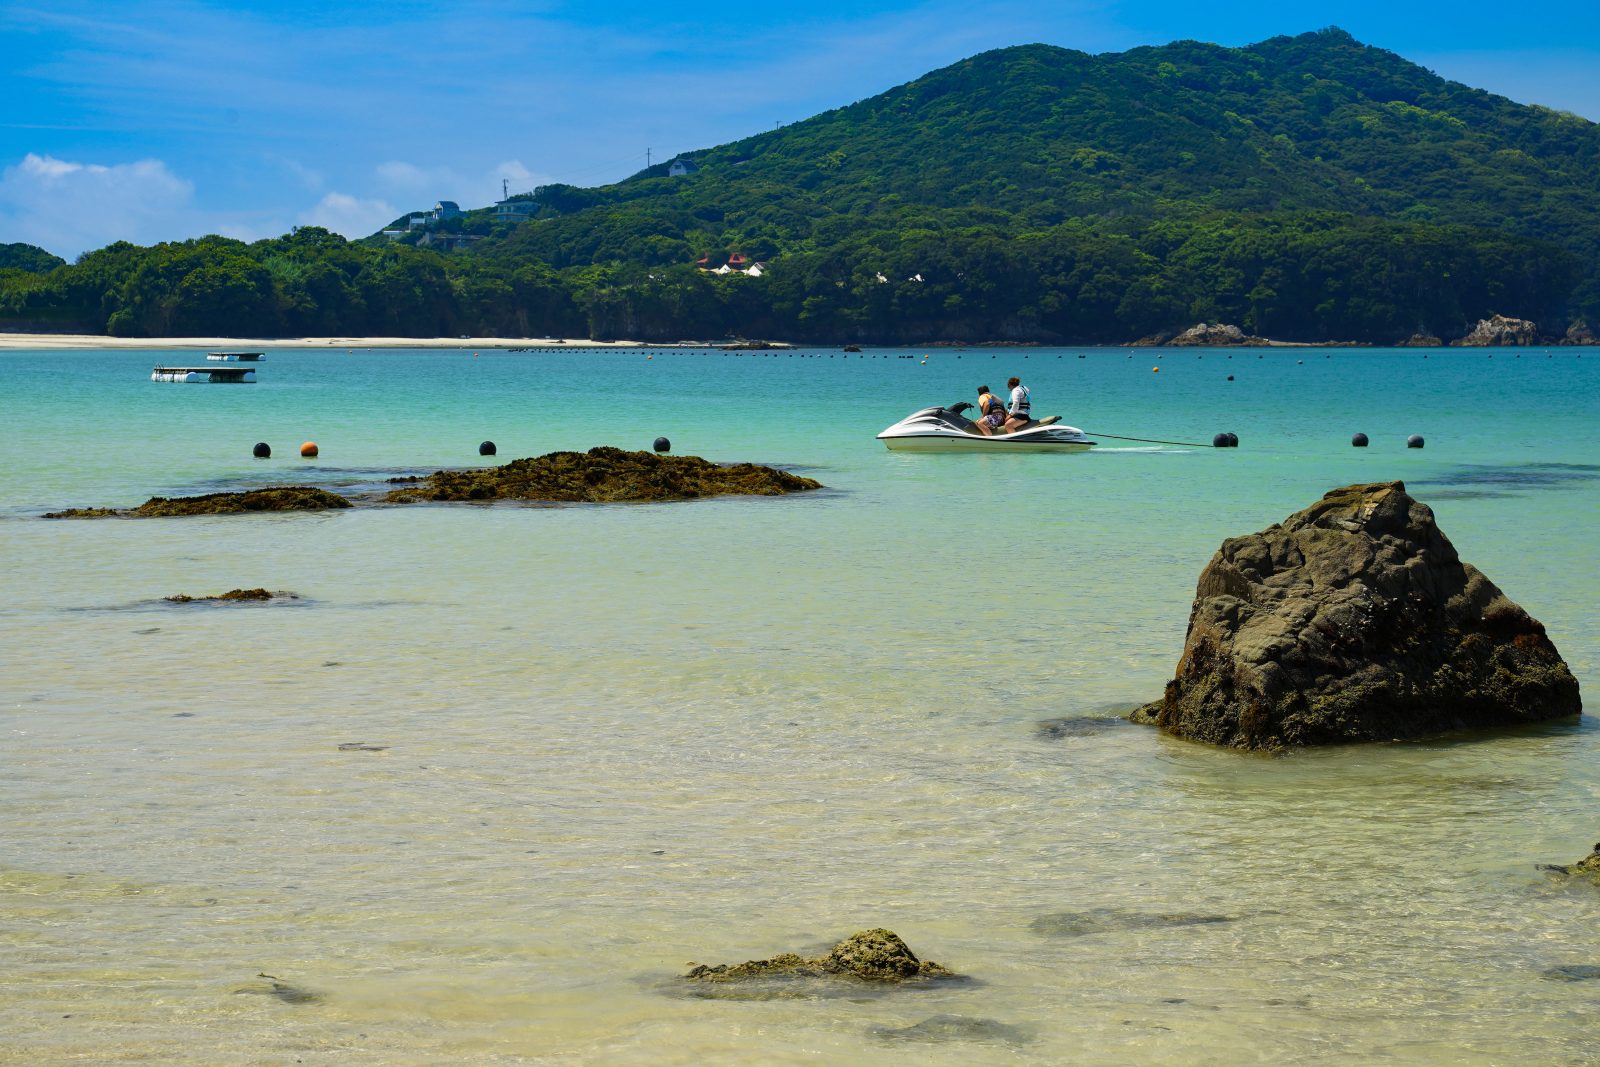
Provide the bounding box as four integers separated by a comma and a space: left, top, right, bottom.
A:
0, 152, 195, 258
296, 191, 397, 236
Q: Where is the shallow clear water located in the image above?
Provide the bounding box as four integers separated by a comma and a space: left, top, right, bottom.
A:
2, 345, 1598, 1065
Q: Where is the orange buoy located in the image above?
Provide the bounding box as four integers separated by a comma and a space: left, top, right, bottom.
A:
1152, 367, 1160, 373
300, 441, 319, 458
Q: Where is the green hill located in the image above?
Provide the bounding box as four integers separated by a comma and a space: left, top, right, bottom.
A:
4, 29, 1597, 343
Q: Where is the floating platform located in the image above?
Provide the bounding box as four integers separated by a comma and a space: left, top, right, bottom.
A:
206, 351, 265, 361
151, 365, 257, 383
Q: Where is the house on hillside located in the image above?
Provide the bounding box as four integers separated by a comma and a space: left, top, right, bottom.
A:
432, 201, 462, 222
495, 199, 539, 222
408, 214, 430, 229
668, 158, 698, 177
697, 252, 766, 277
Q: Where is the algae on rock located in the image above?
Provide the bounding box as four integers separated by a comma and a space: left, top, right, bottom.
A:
384, 446, 821, 504
684, 929, 956, 985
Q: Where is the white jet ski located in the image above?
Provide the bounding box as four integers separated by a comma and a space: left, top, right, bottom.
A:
876, 403, 1096, 452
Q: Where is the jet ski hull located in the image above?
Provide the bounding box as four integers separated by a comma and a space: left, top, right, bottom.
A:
877, 405, 1095, 452
880, 432, 1093, 452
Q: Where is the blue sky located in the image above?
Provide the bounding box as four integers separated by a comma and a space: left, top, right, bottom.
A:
3, 0, 1597, 258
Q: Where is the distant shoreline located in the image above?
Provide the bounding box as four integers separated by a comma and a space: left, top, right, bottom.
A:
0, 333, 687, 351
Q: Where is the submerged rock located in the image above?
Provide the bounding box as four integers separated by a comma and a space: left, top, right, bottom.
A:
164, 588, 288, 603
869, 1014, 1032, 1045
384, 446, 821, 504
684, 929, 957, 988
1454, 314, 1541, 347
236, 973, 321, 1005
42, 506, 121, 519
1543, 965, 1600, 982
1132, 482, 1581, 748
1029, 909, 1232, 937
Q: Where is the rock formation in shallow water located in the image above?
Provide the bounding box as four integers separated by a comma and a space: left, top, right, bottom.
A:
1454, 314, 1540, 346
684, 929, 955, 984
164, 588, 288, 603
45, 487, 350, 518
384, 446, 821, 503
1166, 322, 1268, 347
1131, 481, 1581, 748
1542, 843, 1600, 881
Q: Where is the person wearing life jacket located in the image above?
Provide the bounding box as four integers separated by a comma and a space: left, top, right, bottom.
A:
973, 384, 1007, 435
1001, 376, 1032, 434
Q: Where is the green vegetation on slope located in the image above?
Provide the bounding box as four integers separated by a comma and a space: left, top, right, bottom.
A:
3, 28, 1597, 343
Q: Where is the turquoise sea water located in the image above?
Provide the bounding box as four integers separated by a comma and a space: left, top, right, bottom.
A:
2, 344, 1598, 1065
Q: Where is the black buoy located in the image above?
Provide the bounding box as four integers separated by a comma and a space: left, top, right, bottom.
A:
1352, 432, 1369, 447
479, 441, 496, 456
252, 442, 271, 459
1226, 432, 1238, 447
1407, 434, 1425, 449
1226, 375, 1234, 381
653, 436, 671, 453
1213, 433, 1230, 448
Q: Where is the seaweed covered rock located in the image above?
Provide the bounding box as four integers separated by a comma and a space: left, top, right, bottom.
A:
164, 588, 287, 603
133, 486, 351, 516
1542, 844, 1600, 881
45, 487, 349, 519
384, 446, 821, 504
1133, 482, 1580, 748
684, 929, 955, 985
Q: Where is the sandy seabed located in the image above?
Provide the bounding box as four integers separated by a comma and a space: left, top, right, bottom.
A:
0, 333, 704, 351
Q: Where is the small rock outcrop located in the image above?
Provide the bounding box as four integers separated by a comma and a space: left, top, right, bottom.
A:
1563, 321, 1597, 346
46, 487, 350, 518
384, 446, 821, 504
164, 588, 287, 603
1397, 332, 1443, 347
1454, 314, 1540, 347
684, 929, 955, 985
1167, 322, 1269, 347
1542, 843, 1600, 880
1132, 482, 1581, 748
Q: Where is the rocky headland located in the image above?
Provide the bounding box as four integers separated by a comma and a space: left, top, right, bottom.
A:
1131, 482, 1581, 748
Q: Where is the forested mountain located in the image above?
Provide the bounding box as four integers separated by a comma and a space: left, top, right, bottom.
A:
3, 29, 1597, 343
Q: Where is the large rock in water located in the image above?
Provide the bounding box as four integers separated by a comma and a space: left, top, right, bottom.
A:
1454, 314, 1540, 346
1132, 482, 1580, 748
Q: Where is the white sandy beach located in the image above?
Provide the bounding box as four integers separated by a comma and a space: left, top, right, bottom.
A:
0, 333, 707, 350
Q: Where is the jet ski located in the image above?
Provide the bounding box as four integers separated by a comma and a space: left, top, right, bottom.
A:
877, 403, 1096, 452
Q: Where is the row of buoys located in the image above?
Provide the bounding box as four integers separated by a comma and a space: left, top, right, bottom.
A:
1352, 434, 1425, 448
252, 442, 317, 458
250, 439, 673, 460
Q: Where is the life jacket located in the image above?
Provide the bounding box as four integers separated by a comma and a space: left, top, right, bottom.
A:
978, 393, 1002, 418
1010, 385, 1030, 417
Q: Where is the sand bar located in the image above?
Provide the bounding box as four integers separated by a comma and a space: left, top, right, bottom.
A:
0, 333, 734, 351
